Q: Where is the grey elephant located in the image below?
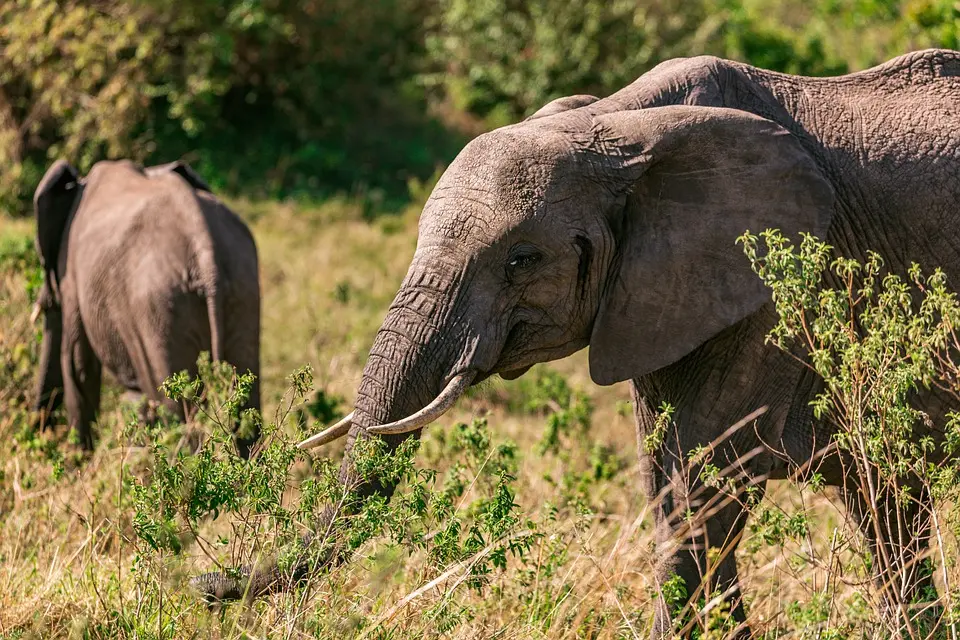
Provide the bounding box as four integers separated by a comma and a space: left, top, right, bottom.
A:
32, 159, 261, 458
194, 49, 960, 633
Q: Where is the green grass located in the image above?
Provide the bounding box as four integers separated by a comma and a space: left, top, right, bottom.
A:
0, 201, 955, 639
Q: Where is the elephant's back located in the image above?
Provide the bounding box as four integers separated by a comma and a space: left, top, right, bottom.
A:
69, 184, 202, 300
72, 160, 223, 293
68, 166, 223, 392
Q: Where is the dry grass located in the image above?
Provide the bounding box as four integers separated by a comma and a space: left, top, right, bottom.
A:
0, 202, 954, 639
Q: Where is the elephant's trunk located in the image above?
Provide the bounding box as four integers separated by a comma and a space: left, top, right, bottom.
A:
335, 252, 470, 496
193, 256, 471, 602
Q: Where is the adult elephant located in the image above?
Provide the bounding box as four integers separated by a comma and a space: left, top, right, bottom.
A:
194, 49, 960, 633
32, 159, 261, 458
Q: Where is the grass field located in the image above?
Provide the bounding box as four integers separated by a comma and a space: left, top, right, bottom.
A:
0, 198, 949, 639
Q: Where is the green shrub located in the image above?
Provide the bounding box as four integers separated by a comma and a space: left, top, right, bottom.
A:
3, 0, 957, 214
741, 229, 960, 637
128, 357, 543, 636
422, 0, 713, 125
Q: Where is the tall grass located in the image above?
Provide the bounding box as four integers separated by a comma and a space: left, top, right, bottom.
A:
2, 207, 960, 638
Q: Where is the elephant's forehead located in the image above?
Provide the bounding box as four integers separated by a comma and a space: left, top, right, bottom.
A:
420, 132, 569, 244
420, 187, 540, 244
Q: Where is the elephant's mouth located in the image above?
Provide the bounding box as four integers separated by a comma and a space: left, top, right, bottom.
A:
495, 317, 587, 377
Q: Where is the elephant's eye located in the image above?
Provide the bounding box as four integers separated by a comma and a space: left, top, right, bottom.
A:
506, 247, 542, 280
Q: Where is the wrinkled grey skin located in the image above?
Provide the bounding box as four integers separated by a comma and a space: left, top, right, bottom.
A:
33, 159, 261, 458
195, 49, 960, 632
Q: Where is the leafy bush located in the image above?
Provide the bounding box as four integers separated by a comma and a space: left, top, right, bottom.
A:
126, 359, 546, 636
4, 0, 957, 214
740, 229, 960, 637
422, 0, 715, 126
419, 0, 901, 127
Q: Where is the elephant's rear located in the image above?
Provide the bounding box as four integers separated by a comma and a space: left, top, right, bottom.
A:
76, 161, 262, 453
197, 190, 262, 456
149, 176, 262, 455
79, 201, 222, 404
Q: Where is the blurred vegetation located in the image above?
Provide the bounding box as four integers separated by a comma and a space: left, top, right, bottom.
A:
0, 0, 957, 213
0, 0, 456, 210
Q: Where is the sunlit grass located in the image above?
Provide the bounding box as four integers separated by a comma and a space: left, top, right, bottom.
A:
2, 201, 956, 639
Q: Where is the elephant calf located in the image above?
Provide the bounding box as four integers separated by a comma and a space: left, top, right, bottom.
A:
31, 159, 261, 457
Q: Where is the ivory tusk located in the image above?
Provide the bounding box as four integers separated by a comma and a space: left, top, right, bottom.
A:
297, 411, 354, 450
30, 303, 41, 324
366, 371, 475, 435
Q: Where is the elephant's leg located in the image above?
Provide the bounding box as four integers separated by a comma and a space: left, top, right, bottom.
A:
223, 304, 260, 459
118, 307, 187, 425
649, 446, 762, 639
34, 305, 64, 430
60, 314, 102, 451
632, 312, 802, 639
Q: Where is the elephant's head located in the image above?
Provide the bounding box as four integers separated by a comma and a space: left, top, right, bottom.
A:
316, 103, 834, 447
194, 102, 835, 602
31, 160, 82, 423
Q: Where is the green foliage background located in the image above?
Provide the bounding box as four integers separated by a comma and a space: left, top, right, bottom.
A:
1, 0, 957, 212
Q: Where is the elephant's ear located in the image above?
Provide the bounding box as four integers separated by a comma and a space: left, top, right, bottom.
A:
34, 160, 80, 282
526, 94, 599, 121
587, 106, 834, 385
145, 161, 211, 192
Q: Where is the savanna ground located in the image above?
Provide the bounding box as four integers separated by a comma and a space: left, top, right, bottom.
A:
3, 1, 960, 636
2, 194, 938, 640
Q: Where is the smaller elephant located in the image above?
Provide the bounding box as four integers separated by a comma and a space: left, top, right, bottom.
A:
32, 159, 261, 457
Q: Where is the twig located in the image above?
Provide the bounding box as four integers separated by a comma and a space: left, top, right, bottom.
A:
359, 529, 538, 637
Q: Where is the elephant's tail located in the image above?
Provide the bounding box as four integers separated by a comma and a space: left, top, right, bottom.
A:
205, 286, 225, 363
